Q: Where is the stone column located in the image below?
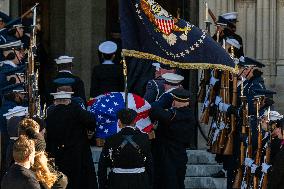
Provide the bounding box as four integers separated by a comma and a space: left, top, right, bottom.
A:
65, 0, 106, 98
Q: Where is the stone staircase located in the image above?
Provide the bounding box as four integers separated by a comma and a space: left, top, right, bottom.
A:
91, 147, 226, 189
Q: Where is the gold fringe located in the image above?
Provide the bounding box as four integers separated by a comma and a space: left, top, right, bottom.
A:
122, 49, 239, 73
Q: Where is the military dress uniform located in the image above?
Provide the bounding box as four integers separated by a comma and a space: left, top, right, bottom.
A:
90, 41, 124, 98
98, 126, 153, 189
46, 91, 98, 189
150, 88, 196, 189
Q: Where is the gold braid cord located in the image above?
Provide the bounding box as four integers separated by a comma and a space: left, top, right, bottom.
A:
122, 49, 238, 73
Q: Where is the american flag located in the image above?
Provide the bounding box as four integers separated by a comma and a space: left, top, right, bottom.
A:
154, 16, 175, 35
89, 92, 153, 139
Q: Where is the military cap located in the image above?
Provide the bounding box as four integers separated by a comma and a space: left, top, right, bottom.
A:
0, 39, 23, 51
54, 55, 74, 64
172, 88, 191, 102
254, 89, 276, 98
99, 41, 117, 54
263, 110, 283, 121
1, 83, 25, 95
0, 11, 11, 23
117, 108, 137, 125
216, 16, 228, 26
162, 73, 184, 85
3, 106, 28, 120
0, 64, 25, 75
53, 77, 75, 87
220, 12, 238, 23
6, 18, 23, 28
50, 91, 74, 99
226, 37, 241, 49
238, 56, 265, 68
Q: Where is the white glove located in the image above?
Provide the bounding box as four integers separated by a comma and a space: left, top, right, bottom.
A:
219, 102, 230, 112
262, 163, 271, 174
210, 76, 219, 86
251, 164, 258, 174
215, 96, 222, 105
245, 158, 254, 167
241, 181, 247, 189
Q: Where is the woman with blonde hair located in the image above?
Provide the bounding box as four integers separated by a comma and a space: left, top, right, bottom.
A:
26, 128, 68, 189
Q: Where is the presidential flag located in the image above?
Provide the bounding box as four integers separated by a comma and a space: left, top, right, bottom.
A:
119, 0, 237, 94
89, 92, 153, 139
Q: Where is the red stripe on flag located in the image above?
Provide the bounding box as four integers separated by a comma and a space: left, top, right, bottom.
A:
133, 94, 145, 109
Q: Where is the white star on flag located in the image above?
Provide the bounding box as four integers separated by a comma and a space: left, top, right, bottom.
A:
106, 119, 111, 123
98, 115, 103, 120
104, 129, 108, 134
99, 125, 103, 130
108, 108, 114, 113
110, 95, 115, 98
114, 102, 119, 106
101, 104, 106, 108
106, 99, 110, 102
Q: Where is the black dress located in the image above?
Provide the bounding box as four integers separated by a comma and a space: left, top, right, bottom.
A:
46, 102, 98, 189
1, 164, 41, 189
90, 63, 124, 98
150, 106, 196, 189
98, 127, 153, 189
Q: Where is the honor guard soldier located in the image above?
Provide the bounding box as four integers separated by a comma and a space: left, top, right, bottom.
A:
50, 55, 86, 105
46, 91, 98, 189
6, 19, 25, 41
0, 40, 24, 89
213, 12, 244, 58
144, 63, 175, 103
90, 41, 124, 98
151, 72, 184, 109
98, 108, 153, 189
150, 88, 196, 189
0, 11, 12, 47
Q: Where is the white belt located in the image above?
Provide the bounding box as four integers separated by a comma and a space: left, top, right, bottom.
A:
10, 137, 18, 140
112, 167, 145, 174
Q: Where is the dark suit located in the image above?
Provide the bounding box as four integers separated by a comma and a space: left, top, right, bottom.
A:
90, 63, 124, 98
98, 127, 153, 189
46, 102, 98, 189
150, 106, 196, 189
1, 164, 41, 189
267, 147, 284, 189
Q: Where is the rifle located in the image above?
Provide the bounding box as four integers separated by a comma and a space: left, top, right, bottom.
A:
197, 69, 210, 103
200, 69, 219, 124
223, 73, 237, 155
233, 94, 248, 188
261, 106, 271, 189
253, 96, 264, 189
27, 4, 39, 118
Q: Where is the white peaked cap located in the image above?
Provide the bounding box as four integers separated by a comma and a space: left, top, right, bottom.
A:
263, 110, 283, 121
99, 41, 117, 54
3, 106, 28, 120
221, 12, 238, 20
226, 38, 241, 49
54, 56, 74, 64
162, 73, 184, 84
50, 91, 74, 99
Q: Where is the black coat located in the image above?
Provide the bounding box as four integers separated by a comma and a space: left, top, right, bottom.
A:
46, 102, 98, 189
98, 127, 153, 189
1, 164, 41, 189
267, 147, 284, 189
90, 64, 124, 98
150, 106, 196, 189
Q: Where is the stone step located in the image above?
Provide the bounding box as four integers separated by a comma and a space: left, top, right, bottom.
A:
91, 147, 217, 165
185, 177, 227, 189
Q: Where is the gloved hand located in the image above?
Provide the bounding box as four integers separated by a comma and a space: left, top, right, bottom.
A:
215, 96, 222, 105
245, 158, 254, 167
219, 102, 230, 112
261, 163, 271, 174
251, 164, 258, 174
210, 76, 219, 86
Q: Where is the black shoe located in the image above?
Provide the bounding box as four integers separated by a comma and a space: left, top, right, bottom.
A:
211, 170, 226, 178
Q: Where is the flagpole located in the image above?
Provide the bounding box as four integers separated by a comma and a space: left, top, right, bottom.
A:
122, 54, 128, 109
